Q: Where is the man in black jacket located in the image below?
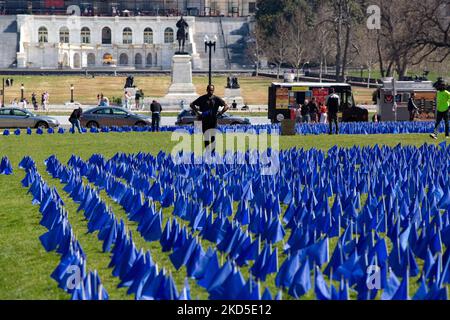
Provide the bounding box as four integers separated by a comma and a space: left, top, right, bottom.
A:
69, 106, 83, 134
190, 84, 229, 148
408, 92, 418, 121
150, 100, 162, 132
326, 88, 341, 134
308, 97, 319, 123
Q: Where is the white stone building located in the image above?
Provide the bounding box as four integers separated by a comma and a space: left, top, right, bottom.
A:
16, 15, 200, 69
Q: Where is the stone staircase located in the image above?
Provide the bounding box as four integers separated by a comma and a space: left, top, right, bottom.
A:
220, 17, 252, 69
192, 17, 228, 70
0, 16, 18, 68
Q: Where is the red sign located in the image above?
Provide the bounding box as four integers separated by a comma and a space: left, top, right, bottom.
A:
312, 88, 329, 105
45, 0, 64, 8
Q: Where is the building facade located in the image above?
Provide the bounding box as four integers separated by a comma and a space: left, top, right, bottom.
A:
2, 1, 257, 17
16, 14, 200, 69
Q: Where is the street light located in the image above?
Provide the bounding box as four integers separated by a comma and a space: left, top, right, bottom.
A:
204, 35, 217, 86
70, 84, 74, 103
21, 84, 24, 101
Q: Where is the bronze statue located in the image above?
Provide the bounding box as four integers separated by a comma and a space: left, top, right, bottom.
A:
124, 75, 134, 88
176, 16, 189, 54
226, 77, 232, 89
232, 77, 240, 89
226, 76, 240, 89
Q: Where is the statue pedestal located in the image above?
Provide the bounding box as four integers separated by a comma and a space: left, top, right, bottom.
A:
167, 54, 197, 96
144, 54, 198, 110
224, 88, 244, 106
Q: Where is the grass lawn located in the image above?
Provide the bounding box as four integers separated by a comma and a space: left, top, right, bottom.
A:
0, 132, 446, 300
1, 75, 375, 107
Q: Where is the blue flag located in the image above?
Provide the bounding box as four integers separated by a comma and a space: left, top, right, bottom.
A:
288, 258, 311, 298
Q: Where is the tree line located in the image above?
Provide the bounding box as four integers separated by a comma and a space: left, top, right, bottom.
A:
248, 0, 450, 81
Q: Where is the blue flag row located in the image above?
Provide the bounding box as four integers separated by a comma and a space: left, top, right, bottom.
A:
3, 121, 450, 137
20, 160, 109, 300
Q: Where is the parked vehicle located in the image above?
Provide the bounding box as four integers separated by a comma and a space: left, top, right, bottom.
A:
0, 108, 59, 128
268, 82, 368, 123
175, 110, 251, 126
80, 107, 152, 128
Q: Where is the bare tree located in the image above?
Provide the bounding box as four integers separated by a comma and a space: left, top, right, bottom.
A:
317, 0, 365, 81
286, 8, 314, 80
312, 4, 336, 81
409, 0, 450, 62
266, 16, 290, 79
354, 26, 379, 86
246, 23, 265, 77
374, 0, 450, 78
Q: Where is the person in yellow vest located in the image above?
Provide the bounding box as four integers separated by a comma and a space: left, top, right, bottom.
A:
430, 82, 450, 139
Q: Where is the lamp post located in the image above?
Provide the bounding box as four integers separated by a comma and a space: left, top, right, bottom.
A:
204, 35, 217, 86
70, 84, 74, 103
21, 84, 24, 101
301, 61, 309, 76
1, 78, 4, 108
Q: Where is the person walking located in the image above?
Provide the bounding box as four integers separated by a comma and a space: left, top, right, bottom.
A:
295, 104, 303, 123
44, 91, 49, 111
135, 88, 142, 110
21, 98, 28, 109
430, 83, 450, 139
150, 100, 162, 132
301, 101, 310, 123
190, 84, 229, 148
41, 92, 46, 111
319, 103, 328, 124
308, 97, 319, 123
408, 92, 419, 121
326, 88, 341, 134
123, 91, 132, 110
31, 92, 38, 111
69, 105, 83, 134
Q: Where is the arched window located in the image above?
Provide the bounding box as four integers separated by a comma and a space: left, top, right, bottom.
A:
123, 27, 133, 44
135, 53, 142, 66
38, 27, 48, 43
59, 27, 69, 43
81, 27, 91, 44
164, 27, 174, 43
144, 27, 153, 44
73, 53, 81, 68
62, 53, 69, 67
119, 53, 129, 66
102, 27, 112, 44
87, 53, 96, 66
146, 53, 152, 67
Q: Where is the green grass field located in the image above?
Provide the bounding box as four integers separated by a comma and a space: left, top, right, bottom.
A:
1, 75, 376, 106
0, 132, 447, 300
